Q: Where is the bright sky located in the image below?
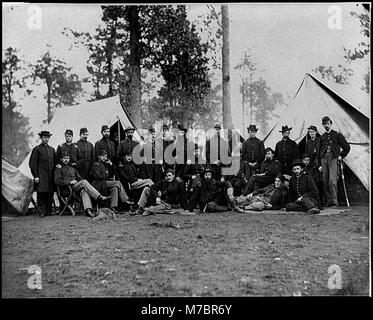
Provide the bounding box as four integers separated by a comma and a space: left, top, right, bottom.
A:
2, 2, 369, 144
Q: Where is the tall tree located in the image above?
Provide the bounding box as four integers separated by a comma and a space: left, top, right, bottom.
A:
221, 4, 232, 130
234, 50, 258, 129
313, 7, 370, 91
2, 47, 32, 165
142, 5, 211, 126
30, 50, 82, 123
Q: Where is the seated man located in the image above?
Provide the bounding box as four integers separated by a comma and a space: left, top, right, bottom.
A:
54, 151, 110, 217
301, 153, 323, 207
187, 167, 229, 213
236, 173, 288, 211
142, 169, 189, 216
118, 152, 154, 190
181, 146, 205, 194
243, 147, 281, 195
91, 150, 131, 214
286, 159, 321, 214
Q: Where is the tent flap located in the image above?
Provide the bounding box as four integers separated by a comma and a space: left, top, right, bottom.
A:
264, 73, 370, 190
2, 158, 34, 214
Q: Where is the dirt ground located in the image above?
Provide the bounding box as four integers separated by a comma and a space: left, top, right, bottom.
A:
2, 205, 370, 298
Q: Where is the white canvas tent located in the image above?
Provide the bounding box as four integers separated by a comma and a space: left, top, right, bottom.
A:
2, 157, 34, 214
19, 95, 141, 179
264, 73, 370, 190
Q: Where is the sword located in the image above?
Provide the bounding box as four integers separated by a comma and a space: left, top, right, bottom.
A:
339, 160, 350, 207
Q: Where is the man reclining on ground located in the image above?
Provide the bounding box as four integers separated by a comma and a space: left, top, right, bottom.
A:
235, 173, 289, 212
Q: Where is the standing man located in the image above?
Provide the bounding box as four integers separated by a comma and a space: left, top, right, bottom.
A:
91, 150, 130, 214
175, 123, 194, 179
241, 124, 265, 179
319, 116, 350, 207
286, 160, 321, 214
95, 125, 117, 164
117, 127, 139, 161
76, 127, 95, 181
29, 131, 57, 218
143, 126, 160, 182
274, 125, 299, 175
54, 152, 110, 217
305, 125, 321, 168
205, 123, 230, 180
56, 129, 80, 167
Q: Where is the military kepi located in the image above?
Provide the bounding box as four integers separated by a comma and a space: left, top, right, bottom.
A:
60, 151, 70, 158
65, 129, 73, 136
98, 150, 108, 156
80, 127, 88, 134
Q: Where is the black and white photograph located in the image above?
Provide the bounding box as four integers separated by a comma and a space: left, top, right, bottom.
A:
2, 2, 370, 303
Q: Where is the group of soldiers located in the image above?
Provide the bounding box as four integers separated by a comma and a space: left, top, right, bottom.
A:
29, 115, 350, 218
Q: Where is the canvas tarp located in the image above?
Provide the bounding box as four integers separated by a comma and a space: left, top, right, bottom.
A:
2, 157, 34, 214
263, 73, 370, 190
18, 95, 140, 179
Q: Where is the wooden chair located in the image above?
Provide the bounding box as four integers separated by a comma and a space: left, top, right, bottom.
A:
57, 185, 76, 216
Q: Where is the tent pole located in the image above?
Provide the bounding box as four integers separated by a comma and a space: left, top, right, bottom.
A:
116, 116, 121, 142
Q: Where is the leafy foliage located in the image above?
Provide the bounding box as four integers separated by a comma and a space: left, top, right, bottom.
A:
2, 47, 32, 166
30, 50, 82, 122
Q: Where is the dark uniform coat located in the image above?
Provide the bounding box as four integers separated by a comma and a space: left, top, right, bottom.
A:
143, 139, 163, 182
56, 142, 80, 167
95, 138, 117, 163
288, 173, 320, 205
188, 178, 227, 211
117, 161, 141, 184
274, 138, 300, 174
305, 136, 321, 167
304, 163, 321, 184
29, 143, 57, 192
205, 134, 230, 179
242, 137, 265, 168
91, 160, 115, 195
175, 138, 196, 178
320, 130, 350, 159
252, 183, 288, 210
151, 179, 188, 209
117, 137, 140, 160
54, 164, 82, 186
76, 139, 95, 180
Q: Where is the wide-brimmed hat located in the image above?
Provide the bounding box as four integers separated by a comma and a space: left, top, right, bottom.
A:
291, 159, 305, 168
279, 125, 292, 133
265, 147, 275, 154
124, 127, 135, 133
214, 123, 221, 129
165, 168, 175, 175
307, 125, 318, 132
38, 130, 52, 137
301, 153, 310, 160
247, 124, 258, 132
200, 166, 214, 178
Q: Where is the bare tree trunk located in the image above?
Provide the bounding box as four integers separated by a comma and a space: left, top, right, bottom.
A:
46, 80, 52, 124
128, 6, 142, 128
221, 5, 232, 130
